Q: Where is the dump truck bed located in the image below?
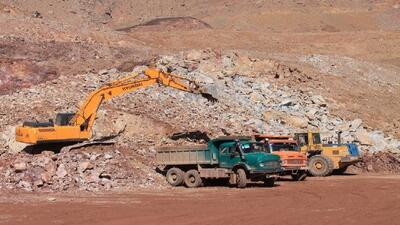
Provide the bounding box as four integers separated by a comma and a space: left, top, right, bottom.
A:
156, 145, 217, 165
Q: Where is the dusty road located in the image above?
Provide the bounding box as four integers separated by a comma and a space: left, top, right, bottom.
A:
0, 175, 399, 225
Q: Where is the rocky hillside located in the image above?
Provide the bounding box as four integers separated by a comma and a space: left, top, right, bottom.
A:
0, 50, 399, 191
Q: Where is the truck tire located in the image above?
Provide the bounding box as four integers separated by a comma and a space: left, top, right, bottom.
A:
264, 177, 275, 187
236, 169, 247, 188
184, 169, 203, 188
308, 155, 334, 177
291, 171, 307, 181
166, 167, 184, 186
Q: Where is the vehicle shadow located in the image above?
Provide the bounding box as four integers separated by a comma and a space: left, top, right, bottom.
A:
330, 172, 357, 176
22, 141, 115, 155
277, 177, 298, 182
246, 182, 281, 188
22, 142, 79, 155
204, 180, 280, 188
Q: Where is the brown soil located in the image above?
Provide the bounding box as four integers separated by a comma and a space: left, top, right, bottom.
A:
0, 175, 399, 225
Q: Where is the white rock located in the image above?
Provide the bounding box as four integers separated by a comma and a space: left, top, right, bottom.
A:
103, 153, 113, 160
350, 119, 363, 131
13, 161, 27, 172
56, 164, 67, 178
1, 126, 28, 154
368, 131, 387, 152
47, 197, 57, 202
355, 128, 372, 145
78, 161, 94, 173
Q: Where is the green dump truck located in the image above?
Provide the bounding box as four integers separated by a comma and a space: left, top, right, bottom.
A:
156, 136, 282, 188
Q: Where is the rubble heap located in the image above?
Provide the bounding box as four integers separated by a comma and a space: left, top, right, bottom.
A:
0, 145, 166, 192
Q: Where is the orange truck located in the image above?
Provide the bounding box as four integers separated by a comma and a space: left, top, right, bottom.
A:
254, 134, 308, 181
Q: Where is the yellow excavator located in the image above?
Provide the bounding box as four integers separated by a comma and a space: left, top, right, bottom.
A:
16, 68, 217, 145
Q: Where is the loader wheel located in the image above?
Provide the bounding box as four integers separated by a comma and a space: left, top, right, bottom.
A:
264, 177, 275, 187
236, 169, 247, 188
308, 155, 334, 177
166, 167, 184, 186
291, 171, 307, 181
184, 169, 203, 188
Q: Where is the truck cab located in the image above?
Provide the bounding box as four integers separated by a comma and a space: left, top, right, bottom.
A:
157, 136, 282, 188
253, 134, 308, 181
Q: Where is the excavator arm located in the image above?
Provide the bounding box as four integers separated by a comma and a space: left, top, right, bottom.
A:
73, 68, 212, 132
16, 68, 216, 144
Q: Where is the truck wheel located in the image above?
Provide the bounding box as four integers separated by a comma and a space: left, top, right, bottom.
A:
264, 177, 275, 187
291, 171, 307, 181
308, 155, 334, 177
166, 167, 184, 186
236, 169, 247, 188
184, 169, 203, 188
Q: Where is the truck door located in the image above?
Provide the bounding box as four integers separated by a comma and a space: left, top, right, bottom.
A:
218, 145, 241, 168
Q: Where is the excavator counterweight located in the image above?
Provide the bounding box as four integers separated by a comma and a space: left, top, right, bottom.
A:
16, 68, 216, 145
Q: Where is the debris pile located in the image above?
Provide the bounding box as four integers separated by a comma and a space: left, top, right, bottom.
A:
0, 145, 166, 192
352, 151, 400, 174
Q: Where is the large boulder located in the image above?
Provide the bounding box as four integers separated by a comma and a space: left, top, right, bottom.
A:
355, 128, 373, 145
264, 111, 308, 129
92, 109, 172, 141
368, 131, 388, 152
1, 126, 28, 154
350, 119, 363, 131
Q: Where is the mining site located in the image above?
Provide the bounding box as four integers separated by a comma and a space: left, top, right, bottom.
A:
0, 1, 399, 224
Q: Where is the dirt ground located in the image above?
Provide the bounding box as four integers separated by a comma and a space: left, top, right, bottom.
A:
1, 175, 399, 225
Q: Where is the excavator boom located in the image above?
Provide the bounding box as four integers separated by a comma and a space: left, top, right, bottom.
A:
16, 68, 216, 144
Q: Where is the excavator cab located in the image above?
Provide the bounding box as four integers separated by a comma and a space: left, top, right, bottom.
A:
21, 113, 75, 128
55, 113, 75, 126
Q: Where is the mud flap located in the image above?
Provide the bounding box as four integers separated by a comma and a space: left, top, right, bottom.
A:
229, 173, 237, 185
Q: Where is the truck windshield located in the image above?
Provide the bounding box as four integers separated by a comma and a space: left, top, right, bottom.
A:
241, 143, 264, 153
270, 143, 298, 152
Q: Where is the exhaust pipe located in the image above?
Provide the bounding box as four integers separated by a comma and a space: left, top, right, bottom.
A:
338, 131, 342, 144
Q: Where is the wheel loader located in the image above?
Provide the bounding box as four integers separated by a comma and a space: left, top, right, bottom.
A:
15, 68, 217, 145
294, 131, 361, 176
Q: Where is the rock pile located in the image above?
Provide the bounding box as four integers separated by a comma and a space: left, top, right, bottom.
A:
0, 145, 166, 192
0, 49, 399, 191
352, 152, 400, 174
